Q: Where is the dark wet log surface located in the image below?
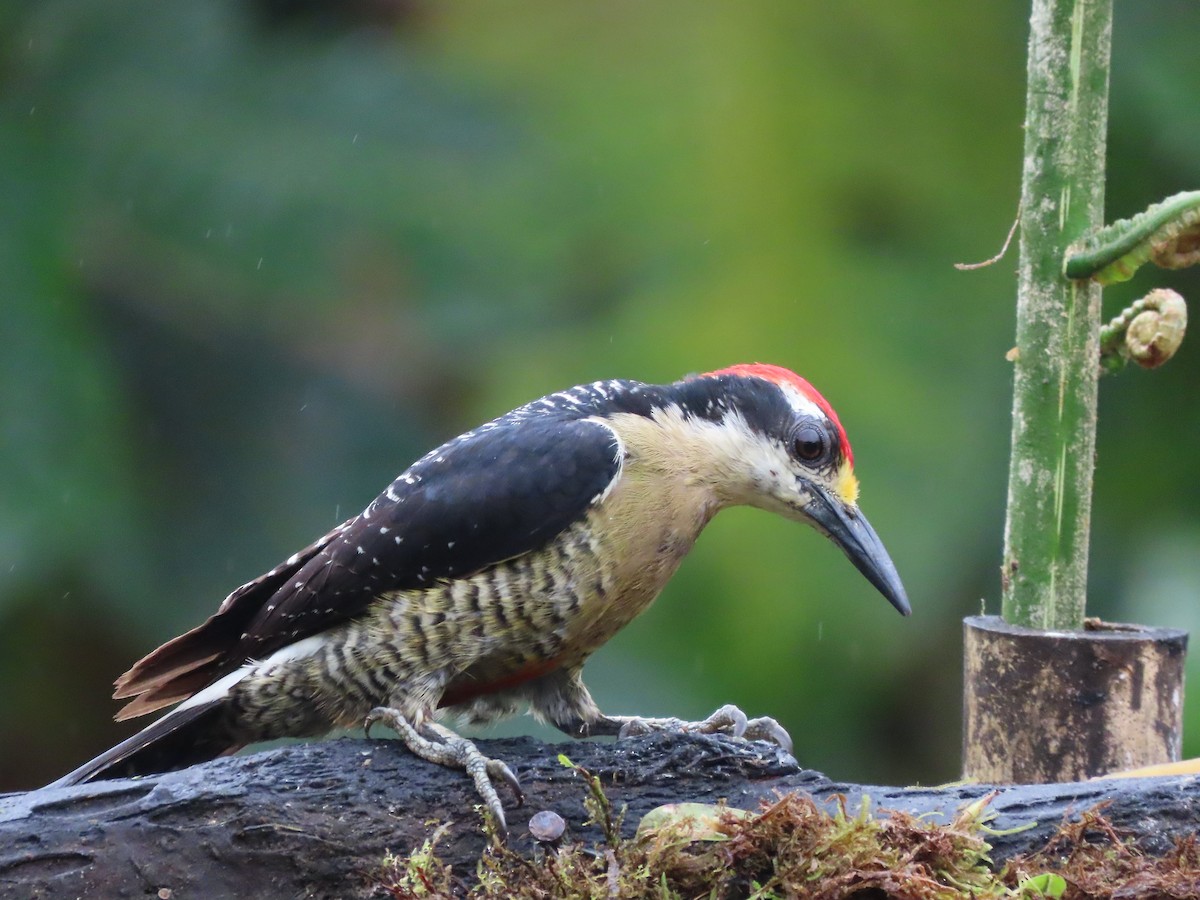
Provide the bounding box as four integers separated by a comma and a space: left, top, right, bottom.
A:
3, 734, 1198, 898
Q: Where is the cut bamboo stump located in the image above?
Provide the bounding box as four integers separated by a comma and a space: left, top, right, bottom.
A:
963, 614, 1187, 782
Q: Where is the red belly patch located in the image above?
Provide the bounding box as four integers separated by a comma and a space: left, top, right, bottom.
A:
438, 655, 565, 708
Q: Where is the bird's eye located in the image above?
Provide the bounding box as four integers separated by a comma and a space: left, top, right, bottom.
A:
792, 423, 828, 462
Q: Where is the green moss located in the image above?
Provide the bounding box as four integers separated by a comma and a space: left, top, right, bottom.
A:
1002, 805, 1200, 899
373, 771, 1199, 899
376, 824, 459, 899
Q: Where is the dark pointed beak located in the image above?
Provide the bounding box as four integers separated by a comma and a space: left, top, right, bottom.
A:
806, 488, 911, 616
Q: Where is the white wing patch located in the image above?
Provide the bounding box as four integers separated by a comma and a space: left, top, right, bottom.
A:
584, 416, 626, 505
173, 634, 329, 714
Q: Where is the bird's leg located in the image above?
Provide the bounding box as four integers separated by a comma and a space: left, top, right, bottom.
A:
536, 669, 793, 754
364, 707, 522, 830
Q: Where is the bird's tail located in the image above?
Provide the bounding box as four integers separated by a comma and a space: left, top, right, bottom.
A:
49, 698, 241, 788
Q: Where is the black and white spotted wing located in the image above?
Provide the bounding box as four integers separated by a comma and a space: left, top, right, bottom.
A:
229, 413, 623, 664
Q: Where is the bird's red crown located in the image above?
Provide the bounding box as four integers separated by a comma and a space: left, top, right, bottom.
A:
705, 363, 853, 468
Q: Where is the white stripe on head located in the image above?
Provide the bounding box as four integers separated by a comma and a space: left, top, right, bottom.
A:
776, 381, 826, 421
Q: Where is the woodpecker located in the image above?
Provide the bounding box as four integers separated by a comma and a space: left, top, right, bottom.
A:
54, 364, 909, 827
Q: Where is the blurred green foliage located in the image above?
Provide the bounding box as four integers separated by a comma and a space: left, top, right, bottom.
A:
3, 0, 1199, 791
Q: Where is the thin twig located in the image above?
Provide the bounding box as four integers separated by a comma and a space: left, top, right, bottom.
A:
955, 205, 1021, 270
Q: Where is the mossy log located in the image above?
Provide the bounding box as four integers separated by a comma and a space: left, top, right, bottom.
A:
2, 734, 1197, 898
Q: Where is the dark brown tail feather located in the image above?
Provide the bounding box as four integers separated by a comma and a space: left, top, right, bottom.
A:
49, 699, 240, 788
112, 628, 222, 700
112, 607, 257, 715
111, 524, 348, 717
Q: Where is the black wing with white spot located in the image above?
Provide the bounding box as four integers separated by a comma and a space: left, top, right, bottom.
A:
232, 414, 622, 660
185, 418, 612, 664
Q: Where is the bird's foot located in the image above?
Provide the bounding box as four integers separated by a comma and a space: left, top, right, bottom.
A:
602, 704, 793, 754
364, 706, 523, 831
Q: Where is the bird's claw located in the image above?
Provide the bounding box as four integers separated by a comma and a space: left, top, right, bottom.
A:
691, 703, 749, 738
364, 706, 522, 832
459, 738, 523, 832
363, 707, 393, 738
742, 715, 793, 754
610, 703, 793, 754
487, 757, 524, 804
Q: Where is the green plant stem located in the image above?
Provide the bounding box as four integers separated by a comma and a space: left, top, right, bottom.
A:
1002, 0, 1112, 630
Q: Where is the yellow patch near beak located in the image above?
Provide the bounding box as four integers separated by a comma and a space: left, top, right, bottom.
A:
835, 463, 860, 506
